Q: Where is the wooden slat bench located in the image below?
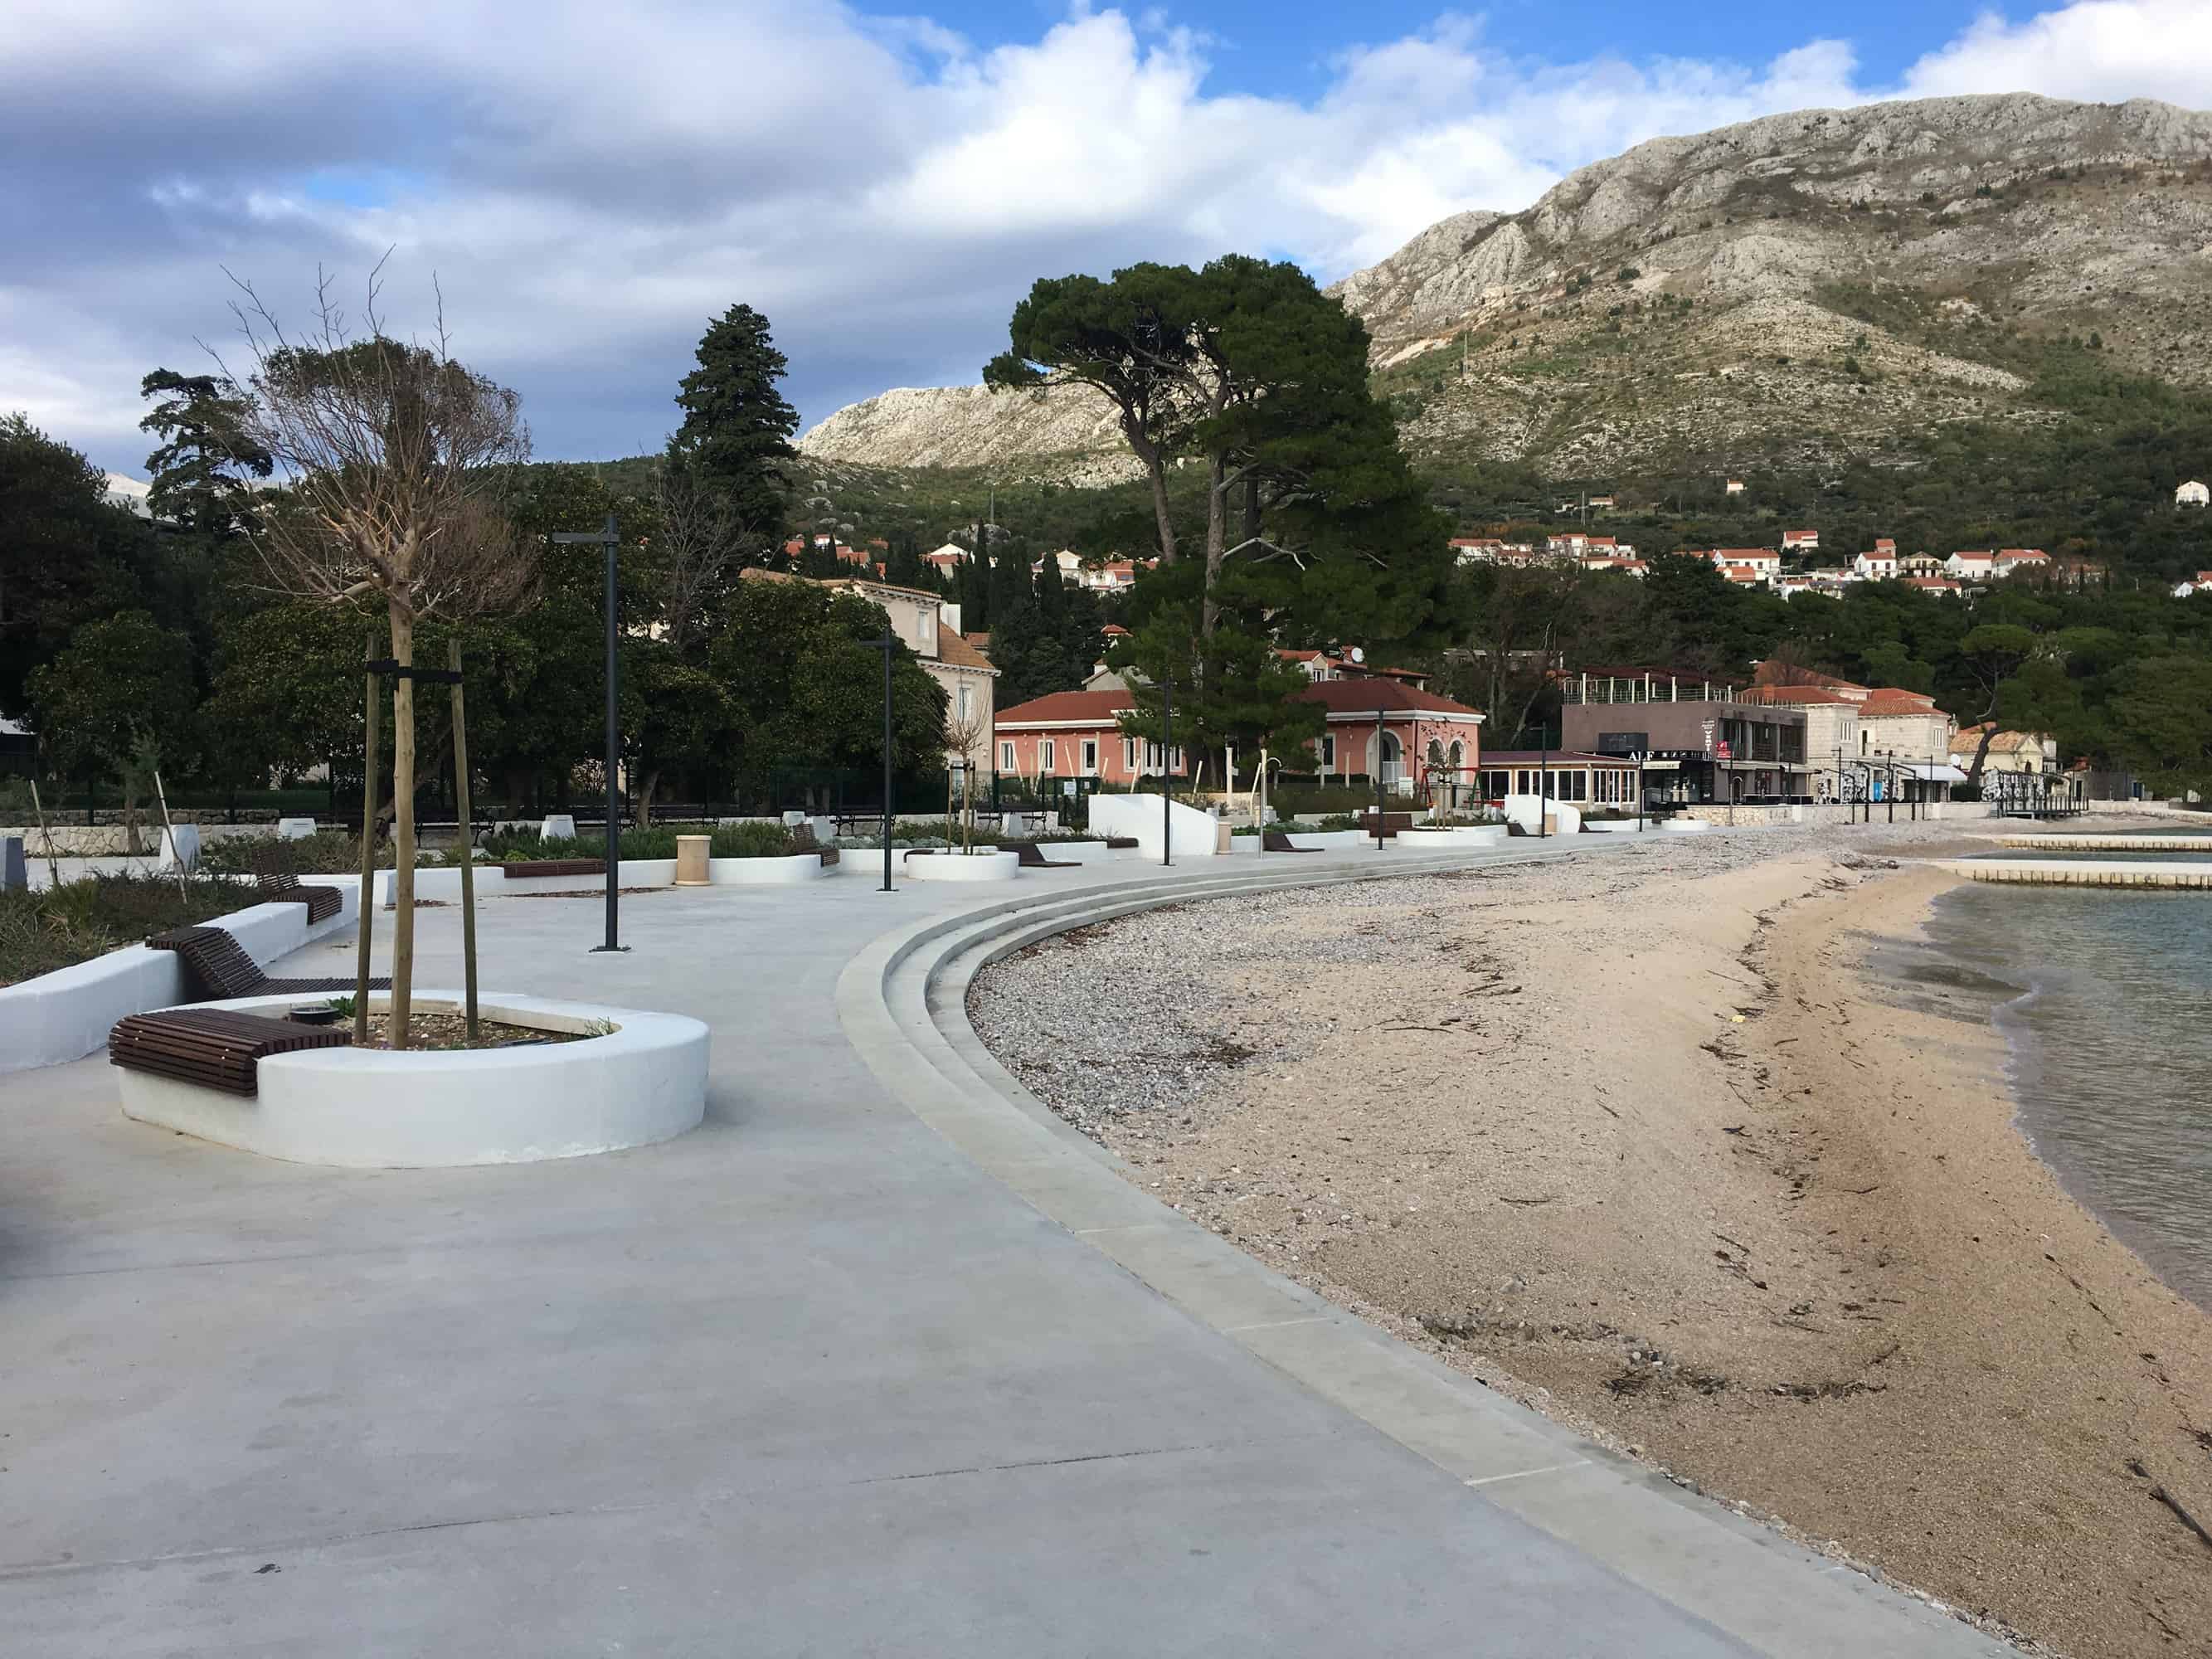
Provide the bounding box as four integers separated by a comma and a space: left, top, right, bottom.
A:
148, 925, 389, 1001
500, 859, 605, 878
1009, 841, 1077, 868
110, 1007, 351, 1097
1262, 829, 1322, 854
255, 865, 343, 923
1103, 836, 1138, 849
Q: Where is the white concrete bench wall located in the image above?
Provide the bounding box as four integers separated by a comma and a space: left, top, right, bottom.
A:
0, 888, 359, 1074
1090, 793, 1221, 860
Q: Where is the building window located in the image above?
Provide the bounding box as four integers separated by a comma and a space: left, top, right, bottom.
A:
1082, 739, 1098, 775
1041, 739, 1057, 772
918, 606, 936, 652
956, 682, 972, 722
1321, 734, 1336, 769
1123, 737, 1137, 772
999, 741, 1014, 771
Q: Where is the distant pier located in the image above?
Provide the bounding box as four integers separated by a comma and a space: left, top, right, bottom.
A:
1997, 834, 2212, 853
1952, 858, 2212, 889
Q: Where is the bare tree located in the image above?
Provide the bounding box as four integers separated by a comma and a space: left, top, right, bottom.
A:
943, 706, 989, 853
225, 264, 532, 1048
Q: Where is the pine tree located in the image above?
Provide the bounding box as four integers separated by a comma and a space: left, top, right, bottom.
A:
138, 369, 273, 535
673, 304, 800, 537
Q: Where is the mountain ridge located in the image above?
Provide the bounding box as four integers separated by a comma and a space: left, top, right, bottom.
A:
798, 91, 2212, 484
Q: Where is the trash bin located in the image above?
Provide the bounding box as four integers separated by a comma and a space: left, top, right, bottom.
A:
674, 834, 711, 887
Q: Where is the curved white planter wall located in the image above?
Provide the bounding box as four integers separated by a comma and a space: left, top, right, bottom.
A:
707, 854, 827, 885
902, 849, 1018, 882
0, 893, 357, 1074
117, 991, 709, 1168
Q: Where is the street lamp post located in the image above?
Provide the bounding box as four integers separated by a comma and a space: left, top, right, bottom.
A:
1886, 749, 1896, 824
550, 513, 625, 953
1539, 730, 1549, 839
1633, 750, 1647, 834
1160, 674, 1174, 868
1373, 706, 1386, 849
872, 632, 895, 893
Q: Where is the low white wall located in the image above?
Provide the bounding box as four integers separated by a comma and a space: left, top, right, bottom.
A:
1397, 824, 1511, 848
707, 854, 827, 885
1089, 793, 1222, 860
379, 858, 681, 905
902, 848, 1018, 882
1580, 819, 1652, 834
117, 991, 710, 1167
0, 889, 358, 1074
1662, 817, 1712, 834
1504, 795, 1582, 835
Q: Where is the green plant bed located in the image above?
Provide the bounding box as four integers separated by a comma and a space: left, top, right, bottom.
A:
0, 873, 252, 989
707, 821, 819, 859
199, 830, 418, 875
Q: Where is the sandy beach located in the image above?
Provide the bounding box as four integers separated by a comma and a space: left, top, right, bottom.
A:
971, 823, 2212, 1659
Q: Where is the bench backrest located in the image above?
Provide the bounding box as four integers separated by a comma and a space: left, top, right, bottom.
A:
146, 925, 271, 1000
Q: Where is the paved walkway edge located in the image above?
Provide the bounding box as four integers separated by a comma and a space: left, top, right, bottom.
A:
834, 849, 2015, 1659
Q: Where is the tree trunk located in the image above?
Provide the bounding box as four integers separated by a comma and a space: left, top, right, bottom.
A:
387, 602, 417, 1050
354, 630, 379, 1048
1125, 420, 1178, 566
635, 766, 661, 828
449, 637, 479, 1041
1200, 458, 1229, 638
1965, 723, 2000, 790
122, 786, 143, 857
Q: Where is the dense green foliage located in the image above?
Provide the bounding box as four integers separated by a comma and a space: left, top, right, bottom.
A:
672, 304, 799, 536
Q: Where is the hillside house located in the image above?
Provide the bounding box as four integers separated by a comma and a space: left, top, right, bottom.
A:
1854, 546, 1899, 579
2178, 480, 2210, 508
1994, 547, 2049, 577
1902, 576, 1963, 596
1725, 478, 1745, 495
1587, 494, 1616, 509
1782, 529, 1819, 551
1943, 550, 1997, 581
1709, 547, 1781, 581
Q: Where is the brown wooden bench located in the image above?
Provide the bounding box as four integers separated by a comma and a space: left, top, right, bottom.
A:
500, 859, 605, 878
1358, 810, 1414, 837
110, 1007, 351, 1096
1103, 836, 1138, 849
1262, 829, 1322, 854
818, 846, 840, 868
1009, 841, 1077, 868
255, 864, 343, 923
148, 925, 389, 1001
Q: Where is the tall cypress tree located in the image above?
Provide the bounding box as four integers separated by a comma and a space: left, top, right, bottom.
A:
673, 304, 800, 538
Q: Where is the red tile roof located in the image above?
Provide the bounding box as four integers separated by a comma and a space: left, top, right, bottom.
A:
1299, 679, 1483, 719
1860, 689, 1940, 717
1740, 684, 1855, 705
994, 689, 1135, 727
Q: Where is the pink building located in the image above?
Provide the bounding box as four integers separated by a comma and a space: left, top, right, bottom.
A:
993, 677, 1484, 793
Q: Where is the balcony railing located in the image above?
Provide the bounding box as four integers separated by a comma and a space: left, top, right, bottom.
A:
1559, 673, 1743, 705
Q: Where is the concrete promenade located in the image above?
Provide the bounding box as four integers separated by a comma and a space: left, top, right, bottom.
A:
0, 834, 2012, 1655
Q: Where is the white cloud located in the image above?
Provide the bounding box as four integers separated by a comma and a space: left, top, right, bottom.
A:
1902, 0, 2212, 106
2, 0, 2207, 473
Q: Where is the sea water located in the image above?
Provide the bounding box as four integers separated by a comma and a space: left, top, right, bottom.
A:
1923, 878, 2212, 1311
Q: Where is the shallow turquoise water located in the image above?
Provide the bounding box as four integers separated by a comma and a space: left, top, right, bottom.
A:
1923, 883, 2212, 1311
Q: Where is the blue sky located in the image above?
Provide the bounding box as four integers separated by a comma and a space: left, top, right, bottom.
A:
2, 0, 2205, 474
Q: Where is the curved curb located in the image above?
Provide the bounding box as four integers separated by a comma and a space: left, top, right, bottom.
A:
834, 849, 2012, 1659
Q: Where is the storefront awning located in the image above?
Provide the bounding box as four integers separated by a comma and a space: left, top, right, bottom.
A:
1907, 763, 1969, 782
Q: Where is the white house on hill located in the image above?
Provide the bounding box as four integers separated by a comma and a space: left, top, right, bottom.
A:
2177, 480, 2210, 508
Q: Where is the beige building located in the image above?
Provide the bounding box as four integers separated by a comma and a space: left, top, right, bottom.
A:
740, 568, 999, 768
1743, 668, 1961, 800
1951, 724, 2056, 776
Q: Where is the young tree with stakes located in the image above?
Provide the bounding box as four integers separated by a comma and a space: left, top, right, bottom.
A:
226, 266, 534, 1049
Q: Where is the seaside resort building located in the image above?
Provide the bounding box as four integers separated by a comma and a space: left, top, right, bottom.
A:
1553, 665, 1965, 806
1555, 669, 1811, 805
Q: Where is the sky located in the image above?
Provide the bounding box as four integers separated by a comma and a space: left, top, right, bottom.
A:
4, 0, 2210, 476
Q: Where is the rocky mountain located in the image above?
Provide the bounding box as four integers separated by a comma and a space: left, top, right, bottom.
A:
799, 93, 2212, 483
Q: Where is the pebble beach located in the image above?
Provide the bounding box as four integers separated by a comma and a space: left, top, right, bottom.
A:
970, 817, 2212, 1659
